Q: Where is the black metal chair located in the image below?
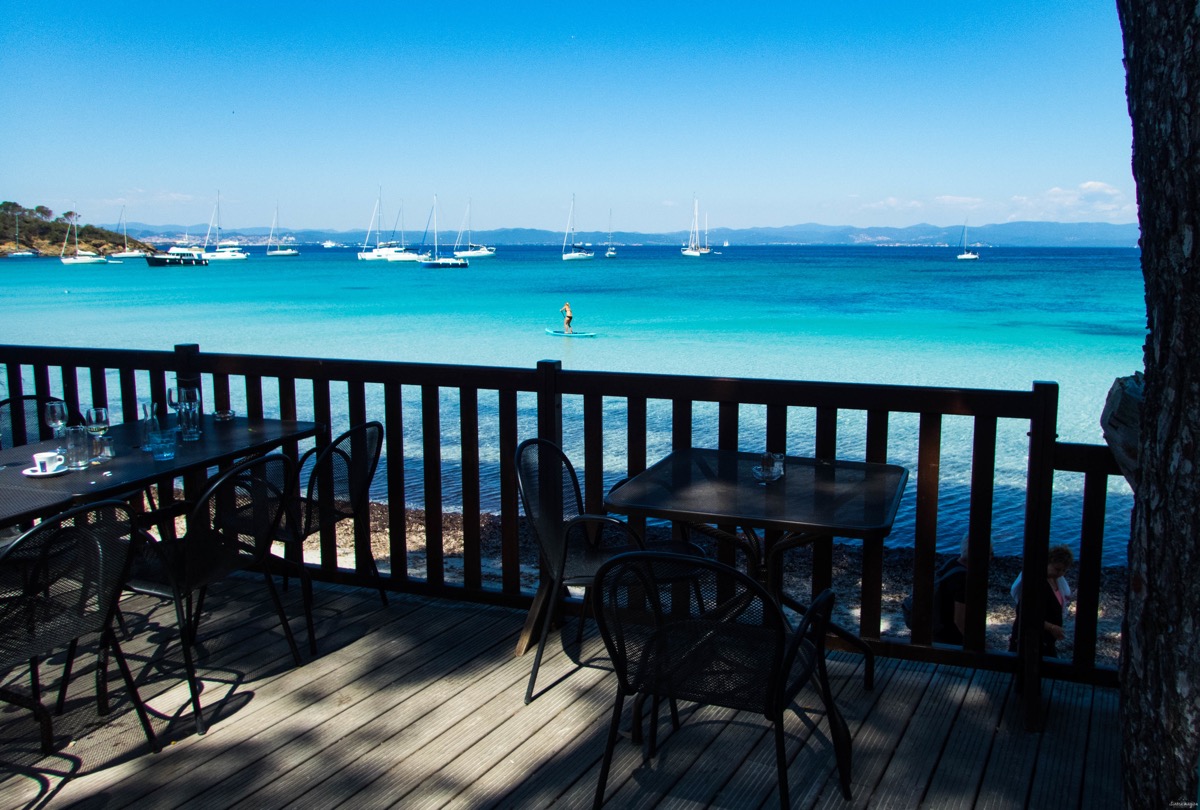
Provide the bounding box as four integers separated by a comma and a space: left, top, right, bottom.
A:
591, 551, 852, 809
274, 421, 386, 652
515, 438, 645, 704
0, 394, 80, 450
127, 454, 300, 735
0, 500, 159, 754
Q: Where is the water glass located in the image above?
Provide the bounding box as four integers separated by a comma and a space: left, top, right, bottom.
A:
140, 401, 160, 450
757, 451, 785, 482
95, 436, 116, 463
65, 426, 90, 470
147, 429, 177, 461
176, 386, 202, 441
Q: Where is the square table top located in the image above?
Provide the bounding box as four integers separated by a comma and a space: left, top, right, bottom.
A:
0, 415, 320, 529
605, 447, 909, 540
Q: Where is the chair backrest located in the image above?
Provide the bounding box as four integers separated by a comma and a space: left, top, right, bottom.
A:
593, 551, 788, 715
181, 454, 294, 590
0, 500, 136, 668
296, 422, 383, 536
514, 438, 585, 570
0, 395, 79, 450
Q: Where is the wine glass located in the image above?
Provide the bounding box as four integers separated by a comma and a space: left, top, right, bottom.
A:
85, 407, 109, 461
44, 401, 68, 449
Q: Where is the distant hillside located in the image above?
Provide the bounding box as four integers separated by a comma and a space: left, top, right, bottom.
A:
125, 219, 1140, 249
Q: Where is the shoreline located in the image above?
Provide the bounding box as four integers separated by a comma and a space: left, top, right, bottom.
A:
306, 504, 1125, 666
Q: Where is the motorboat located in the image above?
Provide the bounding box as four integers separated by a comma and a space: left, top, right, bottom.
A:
145, 246, 209, 266
204, 241, 249, 260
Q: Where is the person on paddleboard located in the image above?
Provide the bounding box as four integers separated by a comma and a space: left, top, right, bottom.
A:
560, 302, 573, 334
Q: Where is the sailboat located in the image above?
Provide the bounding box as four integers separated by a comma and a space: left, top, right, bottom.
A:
7, 212, 36, 258
681, 196, 711, 257
60, 211, 108, 265
420, 195, 469, 268
202, 192, 249, 260
266, 205, 300, 256
562, 194, 594, 261
110, 207, 146, 258
452, 198, 496, 258
605, 209, 617, 258
956, 221, 980, 260
358, 190, 421, 261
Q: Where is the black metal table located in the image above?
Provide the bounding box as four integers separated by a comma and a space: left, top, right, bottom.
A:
0, 415, 321, 529
605, 447, 909, 689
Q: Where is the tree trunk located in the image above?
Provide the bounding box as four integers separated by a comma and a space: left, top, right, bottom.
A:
1116, 1, 1200, 806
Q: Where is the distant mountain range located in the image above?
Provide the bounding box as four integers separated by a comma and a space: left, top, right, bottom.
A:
115, 220, 1140, 248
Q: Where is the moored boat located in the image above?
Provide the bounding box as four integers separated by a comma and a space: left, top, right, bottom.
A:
60, 211, 108, 264
562, 194, 594, 261
145, 245, 209, 266
419, 195, 469, 268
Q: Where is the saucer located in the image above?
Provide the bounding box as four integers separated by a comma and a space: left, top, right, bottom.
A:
22, 466, 69, 478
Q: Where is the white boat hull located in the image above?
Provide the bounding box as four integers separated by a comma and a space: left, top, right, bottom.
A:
267, 248, 300, 257
453, 246, 496, 258
385, 250, 426, 262
563, 250, 594, 261
421, 256, 469, 268
61, 254, 108, 265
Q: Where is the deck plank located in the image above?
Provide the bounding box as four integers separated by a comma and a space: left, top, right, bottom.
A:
0, 580, 1123, 810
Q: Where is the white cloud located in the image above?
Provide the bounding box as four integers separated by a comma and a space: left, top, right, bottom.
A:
862, 196, 923, 211
1006, 181, 1136, 222
934, 195, 984, 209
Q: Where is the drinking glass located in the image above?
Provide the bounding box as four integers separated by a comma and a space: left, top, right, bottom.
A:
176, 386, 202, 441
167, 387, 180, 432
44, 400, 68, 451
65, 426, 90, 470
44, 401, 68, 438
85, 407, 109, 461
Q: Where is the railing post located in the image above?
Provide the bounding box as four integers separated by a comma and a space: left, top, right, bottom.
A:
536, 359, 563, 447
1020, 380, 1059, 730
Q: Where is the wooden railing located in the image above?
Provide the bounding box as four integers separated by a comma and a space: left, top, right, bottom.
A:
0, 343, 1126, 725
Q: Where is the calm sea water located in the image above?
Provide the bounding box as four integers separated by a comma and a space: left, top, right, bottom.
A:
0, 245, 1144, 564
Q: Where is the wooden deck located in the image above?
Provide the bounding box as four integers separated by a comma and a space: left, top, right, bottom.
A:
0, 577, 1121, 809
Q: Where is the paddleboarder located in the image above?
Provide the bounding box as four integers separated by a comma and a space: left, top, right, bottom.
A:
559, 302, 573, 334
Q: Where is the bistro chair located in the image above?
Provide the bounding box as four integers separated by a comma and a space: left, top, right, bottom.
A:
0, 395, 81, 450
274, 421, 386, 652
0, 500, 159, 754
591, 552, 852, 809
515, 438, 705, 704
127, 453, 300, 735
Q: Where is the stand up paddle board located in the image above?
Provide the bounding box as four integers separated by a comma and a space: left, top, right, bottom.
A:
546, 328, 596, 337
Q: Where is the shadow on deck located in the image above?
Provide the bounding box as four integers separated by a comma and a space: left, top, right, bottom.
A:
0, 577, 1121, 809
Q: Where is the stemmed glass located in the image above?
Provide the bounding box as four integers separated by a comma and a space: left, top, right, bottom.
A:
44, 401, 68, 450
85, 407, 109, 461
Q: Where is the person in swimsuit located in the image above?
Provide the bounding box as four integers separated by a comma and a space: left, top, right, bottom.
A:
560, 302, 573, 334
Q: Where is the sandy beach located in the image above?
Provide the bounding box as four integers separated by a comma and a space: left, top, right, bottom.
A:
304, 504, 1126, 667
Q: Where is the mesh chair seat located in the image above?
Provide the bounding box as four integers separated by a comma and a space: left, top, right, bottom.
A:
0, 501, 158, 754
127, 454, 300, 735
0, 395, 81, 450
591, 551, 851, 809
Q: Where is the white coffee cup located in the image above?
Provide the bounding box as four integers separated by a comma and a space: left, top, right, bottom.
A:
33, 451, 65, 474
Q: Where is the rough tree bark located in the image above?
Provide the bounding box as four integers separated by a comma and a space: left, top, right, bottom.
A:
1115, 1, 1200, 806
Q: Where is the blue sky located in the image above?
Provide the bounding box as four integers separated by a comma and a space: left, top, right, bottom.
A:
1, 1, 1134, 234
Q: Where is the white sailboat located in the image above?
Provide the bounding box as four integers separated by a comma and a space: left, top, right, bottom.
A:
266, 205, 300, 257
60, 211, 108, 265
110, 207, 146, 258
359, 191, 421, 261
202, 192, 249, 260
384, 203, 424, 262
420, 195, 469, 268
681, 196, 711, 257
956, 221, 980, 261
8, 212, 36, 258
605, 209, 617, 258
452, 198, 496, 258
562, 194, 594, 261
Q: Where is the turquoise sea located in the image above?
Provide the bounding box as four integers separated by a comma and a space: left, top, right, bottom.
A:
0, 245, 1144, 564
